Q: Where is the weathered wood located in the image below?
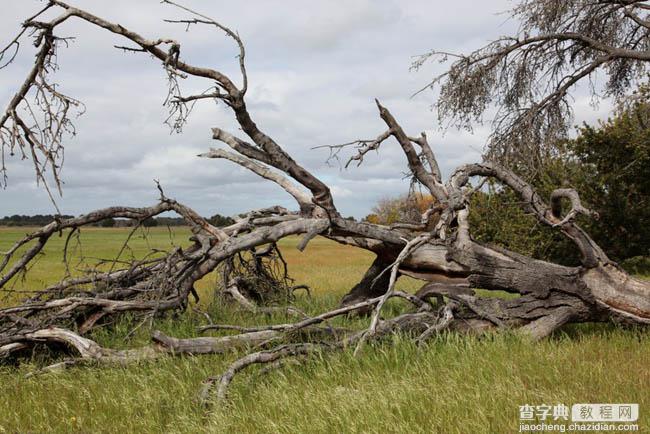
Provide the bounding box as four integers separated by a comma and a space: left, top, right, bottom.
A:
340, 256, 393, 308
0, 0, 648, 407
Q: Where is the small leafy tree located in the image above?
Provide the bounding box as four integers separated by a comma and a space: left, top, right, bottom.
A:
364, 193, 435, 225
207, 214, 236, 227
569, 89, 650, 261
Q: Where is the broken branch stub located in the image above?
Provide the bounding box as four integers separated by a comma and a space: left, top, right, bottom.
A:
0, 0, 647, 406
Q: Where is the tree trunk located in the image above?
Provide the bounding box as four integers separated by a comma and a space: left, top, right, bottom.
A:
340, 256, 393, 308
1, 3, 648, 398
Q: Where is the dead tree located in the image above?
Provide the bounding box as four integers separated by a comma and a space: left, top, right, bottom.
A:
413, 0, 650, 170
0, 0, 648, 403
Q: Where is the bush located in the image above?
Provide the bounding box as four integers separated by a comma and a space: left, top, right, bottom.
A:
142, 217, 158, 227
100, 218, 116, 228
621, 256, 650, 276
470, 90, 650, 264
207, 214, 235, 227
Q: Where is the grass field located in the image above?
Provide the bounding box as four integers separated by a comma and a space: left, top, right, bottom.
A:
0, 227, 648, 433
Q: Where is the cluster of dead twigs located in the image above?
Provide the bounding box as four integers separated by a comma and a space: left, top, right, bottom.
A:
0, 0, 648, 406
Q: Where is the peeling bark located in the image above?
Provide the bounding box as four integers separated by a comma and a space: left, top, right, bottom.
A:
0, 0, 648, 406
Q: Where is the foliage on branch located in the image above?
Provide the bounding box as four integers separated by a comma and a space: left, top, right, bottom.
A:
569, 86, 650, 261
469, 90, 650, 264
414, 0, 650, 170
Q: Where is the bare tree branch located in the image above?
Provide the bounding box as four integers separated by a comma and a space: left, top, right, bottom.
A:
199, 148, 312, 211
0, 1, 648, 411
414, 0, 650, 168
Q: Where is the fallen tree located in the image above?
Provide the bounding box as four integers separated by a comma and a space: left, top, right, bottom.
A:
0, 0, 648, 404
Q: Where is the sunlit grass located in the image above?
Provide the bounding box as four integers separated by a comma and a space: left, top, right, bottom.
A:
0, 227, 647, 433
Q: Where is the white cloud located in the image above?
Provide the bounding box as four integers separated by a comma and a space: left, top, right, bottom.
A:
0, 0, 614, 218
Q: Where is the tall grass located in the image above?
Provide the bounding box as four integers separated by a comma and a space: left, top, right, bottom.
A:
0, 227, 647, 433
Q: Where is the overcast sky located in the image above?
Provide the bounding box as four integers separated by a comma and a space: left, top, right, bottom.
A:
0, 0, 614, 218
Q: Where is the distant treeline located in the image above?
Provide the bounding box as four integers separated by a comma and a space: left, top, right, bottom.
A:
0, 214, 236, 228
0, 214, 76, 226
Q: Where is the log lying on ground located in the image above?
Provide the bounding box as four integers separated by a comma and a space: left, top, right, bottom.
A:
0, 0, 647, 405
7, 327, 283, 375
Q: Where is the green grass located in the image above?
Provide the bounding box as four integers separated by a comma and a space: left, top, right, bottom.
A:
0, 227, 648, 433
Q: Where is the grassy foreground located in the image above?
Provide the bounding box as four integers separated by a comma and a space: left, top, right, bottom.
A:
0, 227, 648, 433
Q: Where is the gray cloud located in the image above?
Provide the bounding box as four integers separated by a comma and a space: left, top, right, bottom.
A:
0, 0, 612, 218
